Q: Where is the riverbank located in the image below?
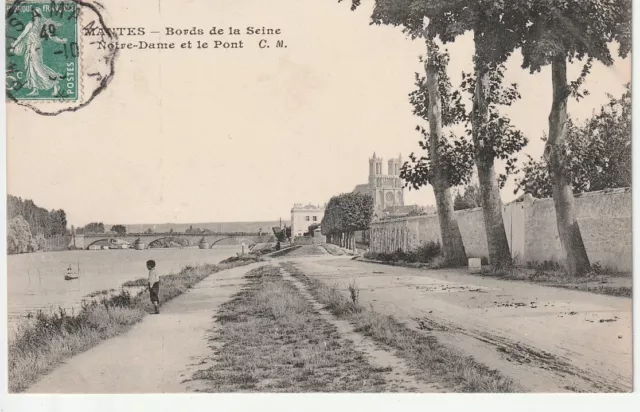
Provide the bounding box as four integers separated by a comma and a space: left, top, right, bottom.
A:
8, 258, 261, 393
8, 246, 246, 330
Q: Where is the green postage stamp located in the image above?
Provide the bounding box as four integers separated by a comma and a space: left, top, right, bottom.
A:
5, 1, 79, 100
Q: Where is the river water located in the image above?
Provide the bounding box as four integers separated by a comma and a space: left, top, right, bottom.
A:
7, 246, 242, 333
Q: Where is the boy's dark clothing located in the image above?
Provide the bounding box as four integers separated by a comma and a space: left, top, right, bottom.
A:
148, 267, 159, 304
149, 281, 160, 303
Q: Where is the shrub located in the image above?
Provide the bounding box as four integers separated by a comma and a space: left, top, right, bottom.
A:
364, 241, 442, 264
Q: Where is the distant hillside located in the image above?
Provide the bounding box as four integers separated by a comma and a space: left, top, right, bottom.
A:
114, 220, 290, 234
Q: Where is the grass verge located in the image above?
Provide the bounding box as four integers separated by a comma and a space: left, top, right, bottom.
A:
8, 260, 256, 393
281, 262, 521, 393
363, 242, 444, 266
359, 255, 630, 298
268, 245, 301, 258
484, 264, 632, 298
219, 254, 264, 264
192, 265, 396, 392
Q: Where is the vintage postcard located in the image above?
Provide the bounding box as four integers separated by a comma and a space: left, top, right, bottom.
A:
2, 0, 635, 402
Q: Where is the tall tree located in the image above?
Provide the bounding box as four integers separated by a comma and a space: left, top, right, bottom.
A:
520, 0, 631, 275
345, 0, 527, 267
49, 209, 67, 236
401, 42, 471, 266
7, 195, 68, 237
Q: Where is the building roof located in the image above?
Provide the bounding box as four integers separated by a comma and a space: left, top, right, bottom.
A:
291, 203, 325, 213
352, 183, 370, 194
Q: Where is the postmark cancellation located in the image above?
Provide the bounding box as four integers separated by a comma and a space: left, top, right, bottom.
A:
5, 0, 117, 115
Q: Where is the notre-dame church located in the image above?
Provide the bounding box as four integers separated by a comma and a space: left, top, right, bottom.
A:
352, 152, 405, 217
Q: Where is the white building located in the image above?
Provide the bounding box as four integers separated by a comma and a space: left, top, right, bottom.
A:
290, 203, 325, 237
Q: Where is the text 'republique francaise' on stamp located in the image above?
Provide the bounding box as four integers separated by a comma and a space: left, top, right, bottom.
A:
5, 0, 118, 115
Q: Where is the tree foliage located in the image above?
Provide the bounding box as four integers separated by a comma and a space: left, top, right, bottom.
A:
306, 223, 321, 236
401, 55, 527, 190
7, 195, 67, 237
7, 216, 42, 254
515, 85, 631, 198
83, 222, 105, 234
400, 44, 475, 190
321, 192, 374, 236
520, 0, 631, 74
111, 225, 127, 235
342, 0, 531, 179
513, 0, 631, 187
461, 66, 528, 186
454, 184, 482, 211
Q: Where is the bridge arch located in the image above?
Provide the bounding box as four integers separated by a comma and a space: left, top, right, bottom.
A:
146, 236, 190, 249
85, 237, 130, 249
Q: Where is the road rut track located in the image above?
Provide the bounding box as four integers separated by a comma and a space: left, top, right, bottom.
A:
413, 316, 626, 392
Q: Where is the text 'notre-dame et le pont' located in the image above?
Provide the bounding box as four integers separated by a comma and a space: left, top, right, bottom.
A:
84, 25, 287, 51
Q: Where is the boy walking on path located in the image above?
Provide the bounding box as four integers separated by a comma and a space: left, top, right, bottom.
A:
147, 260, 160, 314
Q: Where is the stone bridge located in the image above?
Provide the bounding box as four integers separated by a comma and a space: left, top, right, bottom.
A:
69, 232, 274, 250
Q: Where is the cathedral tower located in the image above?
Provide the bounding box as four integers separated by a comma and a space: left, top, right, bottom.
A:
362, 152, 405, 214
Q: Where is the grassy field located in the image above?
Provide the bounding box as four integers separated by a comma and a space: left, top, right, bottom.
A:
193, 265, 402, 392
8, 260, 258, 393
281, 262, 521, 393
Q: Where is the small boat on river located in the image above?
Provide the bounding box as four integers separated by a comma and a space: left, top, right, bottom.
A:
64, 263, 80, 281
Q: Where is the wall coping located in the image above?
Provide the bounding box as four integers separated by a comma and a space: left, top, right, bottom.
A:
530, 187, 631, 205
370, 187, 631, 226
372, 205, 487, 225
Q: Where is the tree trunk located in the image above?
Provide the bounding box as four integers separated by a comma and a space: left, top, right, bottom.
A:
351, 232, 356, 253
472, 38, 512, 268
475, 157, 511, 267
426, 49, 467, 267
546, 57, 590, 275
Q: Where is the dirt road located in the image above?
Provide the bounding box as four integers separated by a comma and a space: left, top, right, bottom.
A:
290, 255, 632, 392
26, 262, 264, 393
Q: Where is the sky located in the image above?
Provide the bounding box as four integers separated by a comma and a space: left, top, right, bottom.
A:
6, 0, 631, 227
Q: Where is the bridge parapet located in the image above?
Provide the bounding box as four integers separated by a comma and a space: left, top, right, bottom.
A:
83, 232, 265, 237
72, 233, 274, 250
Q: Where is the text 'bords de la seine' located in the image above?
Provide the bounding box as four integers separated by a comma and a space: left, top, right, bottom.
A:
84, 25, 287, 50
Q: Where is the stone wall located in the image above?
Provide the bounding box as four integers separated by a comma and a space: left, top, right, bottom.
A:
369, 188, 631, 271
369, 207, 496, 259
524, 188, 632, 270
